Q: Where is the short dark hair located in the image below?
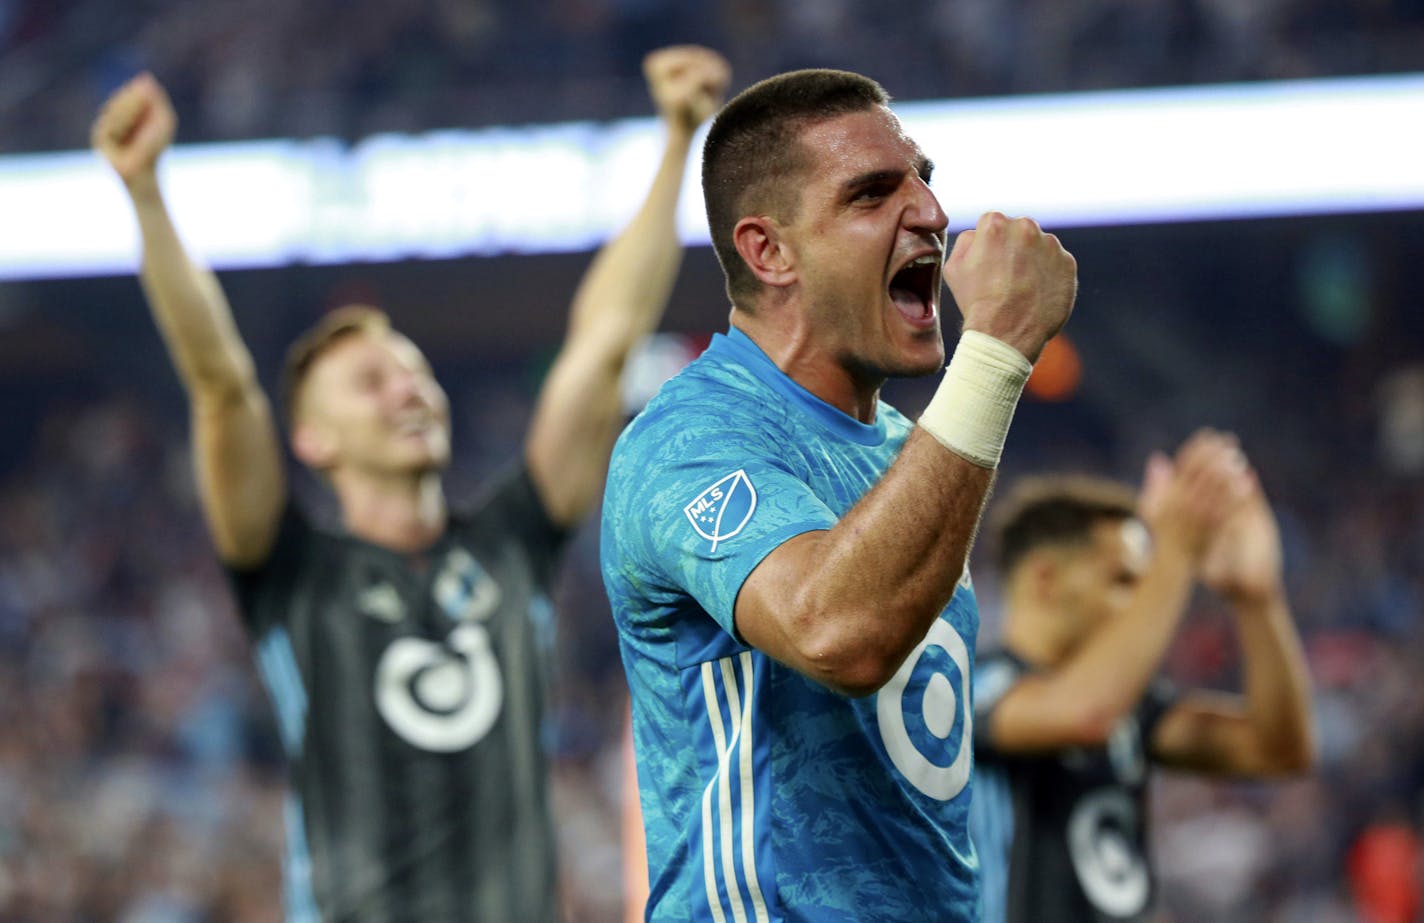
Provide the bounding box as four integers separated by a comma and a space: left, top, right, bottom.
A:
280, 304, 391, 427
701, 69, 890, 305
989, 476, 1140, 577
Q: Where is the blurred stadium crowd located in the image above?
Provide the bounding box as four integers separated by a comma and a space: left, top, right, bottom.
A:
2, 0, 1423, 921
2, 0, 1424, 152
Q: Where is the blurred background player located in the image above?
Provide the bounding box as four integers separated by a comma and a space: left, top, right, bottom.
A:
90, 45, 730, 923
970, 430, 1315, 923
602, 68, 1076, 921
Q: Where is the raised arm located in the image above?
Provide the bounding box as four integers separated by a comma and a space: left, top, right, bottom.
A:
736, 213, 1078, 697
1149, 476, 1315, 776
525, 46, 731, 527
92, 73, 286, 568
983, 431, 1251, 751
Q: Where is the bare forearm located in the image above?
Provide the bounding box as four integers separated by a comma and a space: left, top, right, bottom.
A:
93, 74, 286, 565
743, 432, 994, 695
126, 173, 286, 564
564, 124, 695, 354
1234, 593, 1315, 770
523, 125, 698, 525
992, 546, 1200, 753
814, 433, 991, 615
1065, 550, 1196, 728
128, 175, 259, 397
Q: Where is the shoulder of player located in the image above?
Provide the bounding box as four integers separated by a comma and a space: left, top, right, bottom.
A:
620, 362, 793, 452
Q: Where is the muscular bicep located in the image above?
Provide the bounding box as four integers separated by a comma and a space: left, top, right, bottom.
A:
717, 432, 996, 698
732, 530, 834, 679
191, 383, 287, 569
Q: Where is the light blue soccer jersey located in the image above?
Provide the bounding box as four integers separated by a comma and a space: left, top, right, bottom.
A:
601, 327, 981, 923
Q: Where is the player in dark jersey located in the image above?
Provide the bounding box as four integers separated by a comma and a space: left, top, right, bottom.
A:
90, 45, 730, 922
970, 431, 1315, 923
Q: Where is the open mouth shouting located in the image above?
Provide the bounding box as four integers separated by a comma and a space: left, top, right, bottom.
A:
888, 250, 943, 330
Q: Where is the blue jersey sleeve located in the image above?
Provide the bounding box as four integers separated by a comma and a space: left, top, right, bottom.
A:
608, 398, 838, 638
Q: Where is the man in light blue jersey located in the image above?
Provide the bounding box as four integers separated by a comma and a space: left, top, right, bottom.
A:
601, 69, 1078, 921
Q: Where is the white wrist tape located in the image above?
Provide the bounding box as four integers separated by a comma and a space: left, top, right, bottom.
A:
918, 331, 1032, 468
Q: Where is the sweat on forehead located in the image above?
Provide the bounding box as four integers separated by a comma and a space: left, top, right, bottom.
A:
798, 108, 932, 190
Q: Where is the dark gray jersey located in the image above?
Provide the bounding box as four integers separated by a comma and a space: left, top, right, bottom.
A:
229, 465, 567, 923
970, 650, 1178, 923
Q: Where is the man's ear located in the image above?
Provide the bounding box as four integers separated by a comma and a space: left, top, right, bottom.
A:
732, 215, 797, 289
291, 419, 337, 470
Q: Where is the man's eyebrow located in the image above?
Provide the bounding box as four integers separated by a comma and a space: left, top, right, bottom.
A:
831, 172, 911, 202
843, 168, 906, 193
842, 156, 935, 194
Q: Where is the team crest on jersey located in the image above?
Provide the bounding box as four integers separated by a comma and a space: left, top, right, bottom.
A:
375, 623, 504, 753
433, 548, 501, 622
877, 618, 974, 801
684, 469, 757, 552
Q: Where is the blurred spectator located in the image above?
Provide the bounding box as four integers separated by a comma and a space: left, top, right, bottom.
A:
4, 0, 1424, 152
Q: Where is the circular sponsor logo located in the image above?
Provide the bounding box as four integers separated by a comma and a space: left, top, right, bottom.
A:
375, 624, 503, 752
877, 619, 973, 801
1068, 788, 1151, 916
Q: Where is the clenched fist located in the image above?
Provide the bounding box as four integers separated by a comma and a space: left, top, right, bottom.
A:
944, 211, 1077, 364
644, 45, 732, 135
91, 72, 176, 189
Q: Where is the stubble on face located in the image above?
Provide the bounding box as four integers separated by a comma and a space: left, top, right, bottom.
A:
783, 108, 949, 388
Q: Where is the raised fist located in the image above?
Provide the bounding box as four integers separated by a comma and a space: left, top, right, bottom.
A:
644, 45, 732, 134
944, 211, 1077, 364
91, 72, 176, 187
